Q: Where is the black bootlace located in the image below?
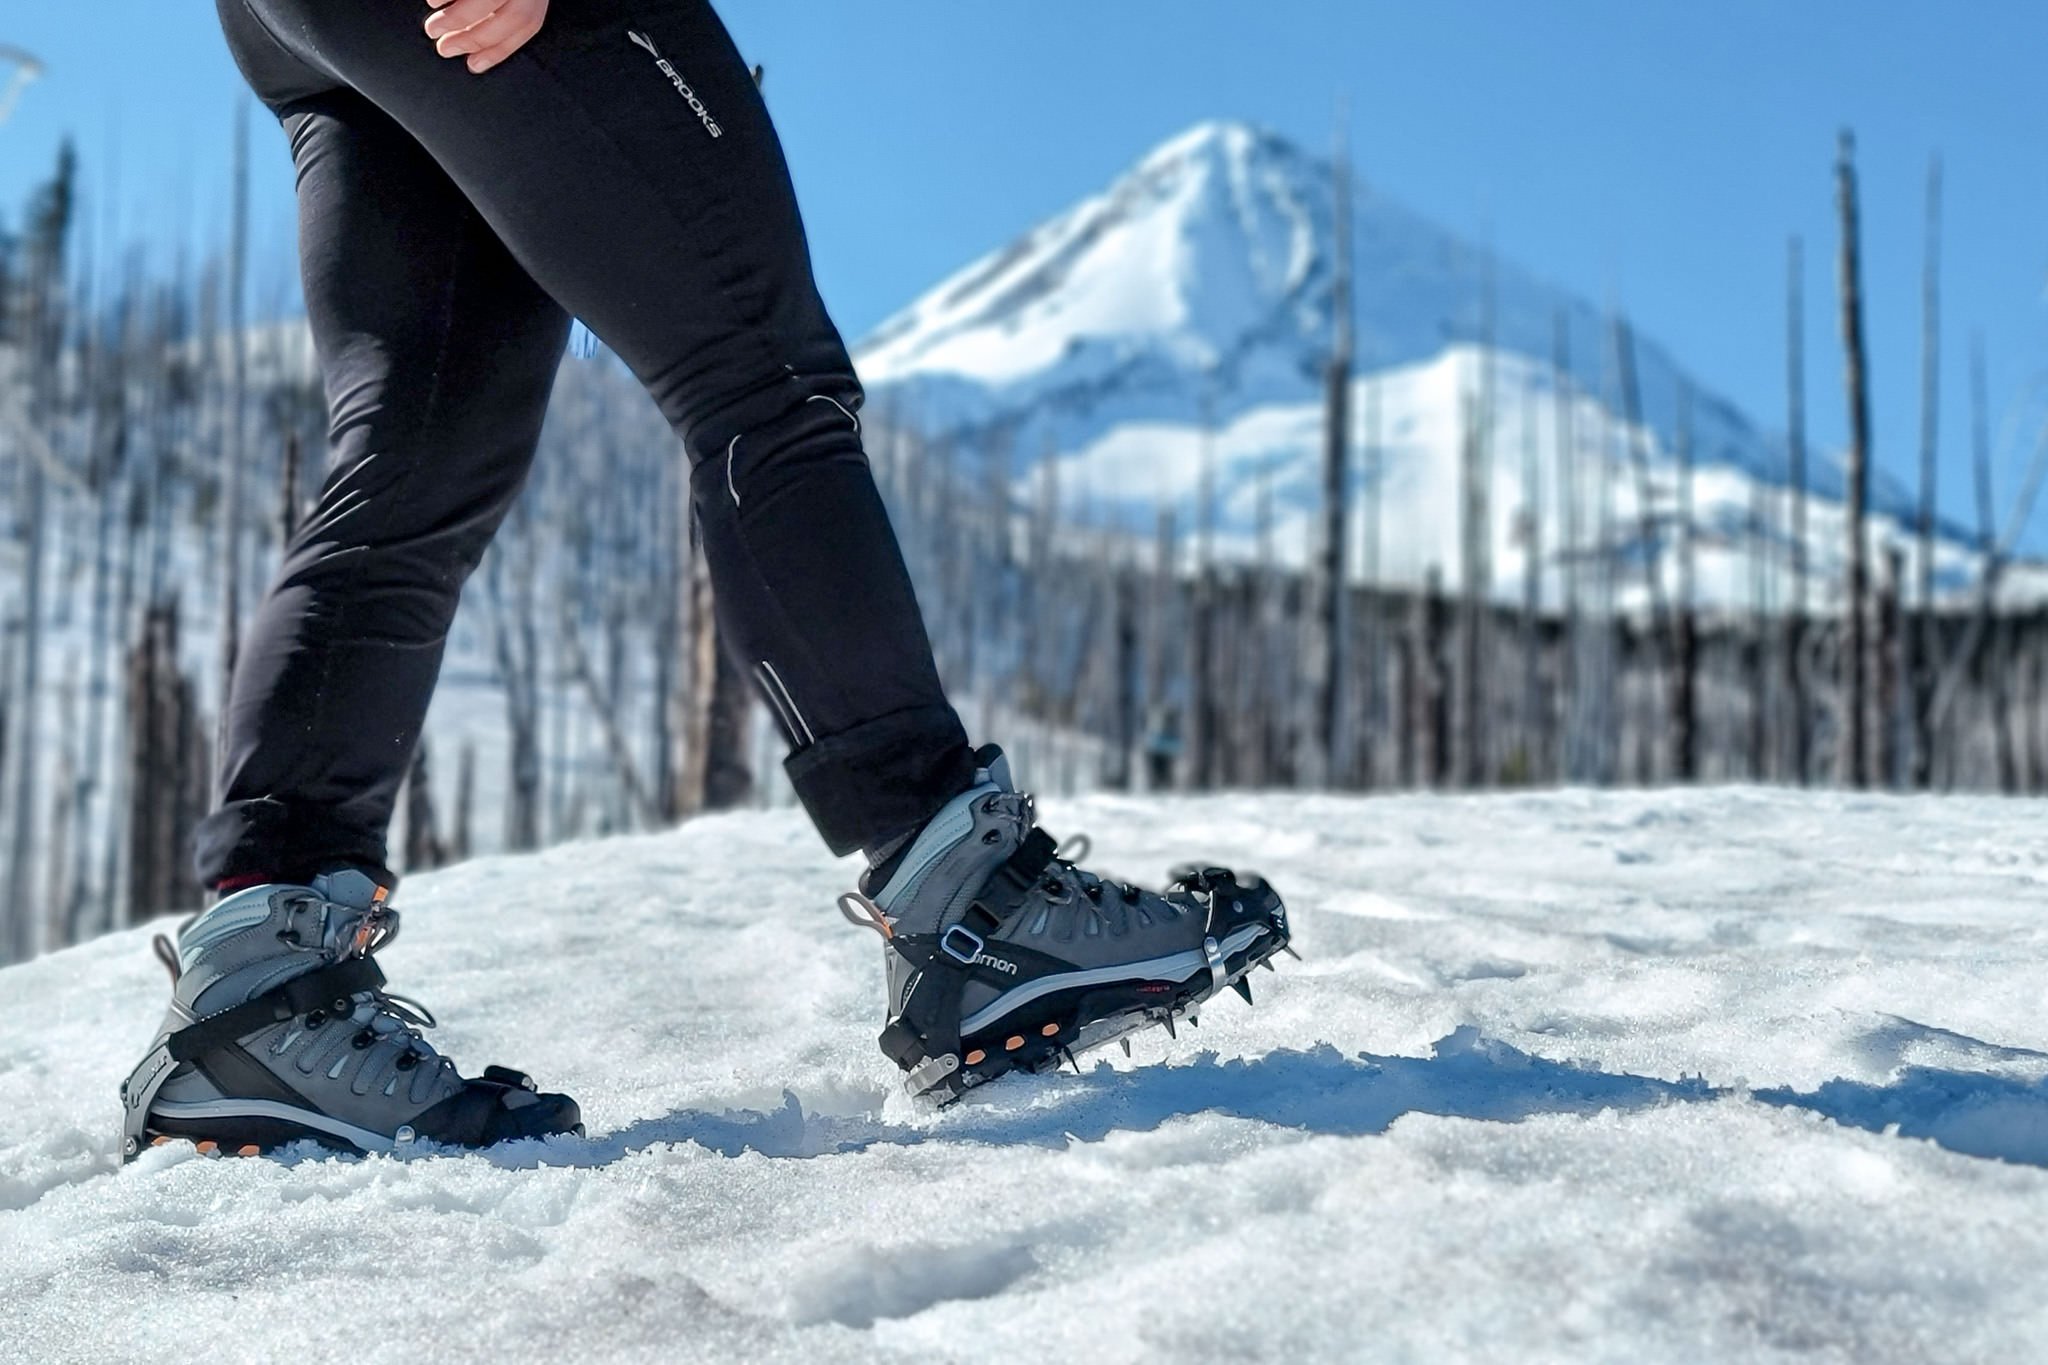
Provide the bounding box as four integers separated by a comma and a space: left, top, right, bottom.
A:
277, 894, 446, 1072
1040, 830, 1150, 935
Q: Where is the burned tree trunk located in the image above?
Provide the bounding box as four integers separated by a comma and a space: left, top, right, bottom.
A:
1912, 154, 1942, 789
402, 738, 446, 873
1836, 130, 1873, 788
1459, 265, 1496, 788
124, 600, 207, 923
1786, 235, 1811, 786
1613, 315, 1669, 783
1415, 566, 1450, 787
452, 741, 476, 863
1309, 125, 1354, 788
218, 100, 251, 771
1360, 379, 1385, 789
1674, 383, 1698, 782
678, 537, 754, 815
1555, 311, 1581, 783
1970, 334, 2016, 794
1518, 382, 1544, 783
1876, 547, 1903, 786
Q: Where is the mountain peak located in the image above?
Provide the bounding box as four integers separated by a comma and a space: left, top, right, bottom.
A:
1132, 118, 1273, 173
854, 118, 1324, 390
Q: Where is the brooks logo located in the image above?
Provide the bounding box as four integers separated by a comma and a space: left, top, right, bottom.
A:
627, 30, 723, 138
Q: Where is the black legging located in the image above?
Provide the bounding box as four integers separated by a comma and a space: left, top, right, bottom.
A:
197, 0, 974, 888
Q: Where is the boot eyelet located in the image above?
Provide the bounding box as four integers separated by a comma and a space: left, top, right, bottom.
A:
982, 830, 1001, 845
303, 1010, 327, 1030
351, 1030, 375, 1050
395, 1052, 419, 1071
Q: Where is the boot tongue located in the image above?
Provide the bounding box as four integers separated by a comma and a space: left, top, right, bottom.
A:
308, 868, 382, 911
973, 744, 1015, 793
304, 868, 393, 959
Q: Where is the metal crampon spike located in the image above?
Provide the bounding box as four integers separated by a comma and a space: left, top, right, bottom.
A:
1281, 944, 1303, 962
1162, 1015, 1177, 1040
1259, 958, 1277, 972
1119, 1038, 1133, 1058
1231, 977, 1254, 1005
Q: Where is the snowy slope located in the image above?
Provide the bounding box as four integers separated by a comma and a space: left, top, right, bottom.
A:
5, 789, 2048, 1363
856, 121, 1977, 606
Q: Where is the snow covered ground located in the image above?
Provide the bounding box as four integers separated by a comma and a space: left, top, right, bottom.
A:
4, 788, 2047, 1363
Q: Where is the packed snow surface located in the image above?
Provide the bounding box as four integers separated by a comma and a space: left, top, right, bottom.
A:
4, 788, 2047, 1363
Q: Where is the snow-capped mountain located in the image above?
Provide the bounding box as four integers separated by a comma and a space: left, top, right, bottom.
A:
854, 121, 1981, 610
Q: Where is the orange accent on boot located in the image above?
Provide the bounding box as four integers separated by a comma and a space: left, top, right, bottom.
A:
214, 874, 275, 895
350, 885, 392, 956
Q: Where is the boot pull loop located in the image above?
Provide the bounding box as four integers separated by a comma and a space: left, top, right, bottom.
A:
837, 890, 895, 941
150, 933, 181, 984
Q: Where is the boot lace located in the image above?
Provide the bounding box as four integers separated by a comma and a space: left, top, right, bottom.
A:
274, 893, 451, 1079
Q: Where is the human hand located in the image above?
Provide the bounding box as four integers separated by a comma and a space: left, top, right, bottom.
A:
423, 0, 549, 74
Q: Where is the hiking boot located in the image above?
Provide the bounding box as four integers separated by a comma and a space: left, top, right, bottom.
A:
839, 747, 1293, 1102
120, 870, 580, 1159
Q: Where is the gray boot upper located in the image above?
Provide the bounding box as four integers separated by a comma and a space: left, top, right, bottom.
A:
863, 750, 1248, 1037
150, 870, 465, 1139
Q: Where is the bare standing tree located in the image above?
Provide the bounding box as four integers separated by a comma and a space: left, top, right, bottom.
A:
1674, 382, 1697, 781
217, 99, 251, 772
4, 141, 75, 964
1458, 253, 1495, 787
1359, 377, 1384, 787
1307, 115, 1354, 788
1612, 314, 1669, 782
1786, 236, 1811, 785
1836, 130, 1873, 788
1970, 334, 2015, 792
1554, 311, 1582, 782
1911, 153, 1942, 788
1518, 373, 1543, 779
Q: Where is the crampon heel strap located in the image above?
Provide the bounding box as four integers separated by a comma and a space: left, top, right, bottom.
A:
877, 826, 1064, 1094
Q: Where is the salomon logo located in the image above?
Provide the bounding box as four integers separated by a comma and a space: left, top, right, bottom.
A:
973, 953, 1018, 976
627, 30, 723, 138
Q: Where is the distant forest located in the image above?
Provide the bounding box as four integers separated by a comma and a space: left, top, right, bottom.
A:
2, 125, 2044, 966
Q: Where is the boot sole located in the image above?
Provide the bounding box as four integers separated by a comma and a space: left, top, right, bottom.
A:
145, 1098, 403, 1156
141, 1096, 587, 1159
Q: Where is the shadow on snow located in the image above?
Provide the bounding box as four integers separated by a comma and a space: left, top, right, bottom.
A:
493, 1021, 2048, 1173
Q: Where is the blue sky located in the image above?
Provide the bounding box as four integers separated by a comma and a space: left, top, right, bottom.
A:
4, 1, 2045, 551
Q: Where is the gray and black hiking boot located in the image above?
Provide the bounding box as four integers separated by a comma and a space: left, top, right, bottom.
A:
120, 869, 580, 1160
839, 746, 1293, 1102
